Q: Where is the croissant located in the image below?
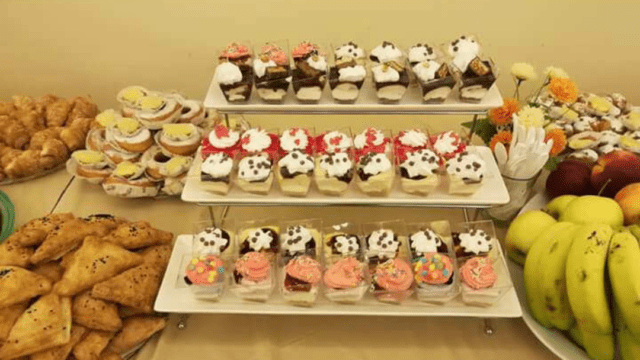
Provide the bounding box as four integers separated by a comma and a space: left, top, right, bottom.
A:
68, 96, 98, 122
59, 126, 86, 151
16, 109, 46, 136
40, 139, 69, 169
0, 115, 30, 149
29, 127, 62, 150
12, 95, 35, 111
67, 116, 92, 134
34, 94, 58, 114
4, 149, 41, 178
0, 101, 14, 115
45, 99, 72, 127
0, 147, 22, 169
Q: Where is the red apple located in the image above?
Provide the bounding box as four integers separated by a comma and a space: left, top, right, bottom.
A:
591, 150, 640, 198
546, 158, 596, 198
615, 183, 640, 225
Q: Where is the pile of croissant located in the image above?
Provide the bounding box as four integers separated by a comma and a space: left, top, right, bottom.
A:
0, 95, 99, 182
0, 213, 173, 360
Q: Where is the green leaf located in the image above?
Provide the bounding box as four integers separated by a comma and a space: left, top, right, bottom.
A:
471, 119, 498, 145
544, 156, 562, 171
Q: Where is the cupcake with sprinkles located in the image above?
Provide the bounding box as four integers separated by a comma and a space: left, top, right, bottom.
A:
413, 253, 457, 303
459, 256, 503, 306
291, 41, 327, 102
324, 256, 368, 303
329, 41, 367, 103
232, 251, 275, 302
371, 258, 414, 303
282, 255, 323, 306
184, 255, 227, 300
254, 42, 291, 102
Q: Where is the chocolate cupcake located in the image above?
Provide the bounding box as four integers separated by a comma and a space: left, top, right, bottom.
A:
329, 42, 367, 103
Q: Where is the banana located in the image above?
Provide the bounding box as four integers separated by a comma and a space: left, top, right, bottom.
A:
524, 222, 576, 328
620, 328, 640, 360
568, 323, 584, 348
566, 224, 614, 334
629, 224, 640, 241
608, 231, 640, 340
581, 331, 615, 360
539, 223, 579, 330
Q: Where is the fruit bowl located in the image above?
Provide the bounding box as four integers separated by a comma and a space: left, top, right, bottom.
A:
507, 192, 593, 360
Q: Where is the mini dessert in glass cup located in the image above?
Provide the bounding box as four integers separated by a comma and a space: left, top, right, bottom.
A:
323, 222, 368, 303
281, 254, 323, 307
253, 41, 291, 102
236, 128, 279, 195
328, 42, 367, 103
291, 41, 327, 103
314, 129, 354, 195
232, 251, 275, 302
277, 127, 315, 197
445, 151, 486, 195
447, 35, 497, 103
394, 129, 441, 195
354, 128, 394, 196
369, 41, 410, 102
408, 43, 456, 103
215, 42, 253, 102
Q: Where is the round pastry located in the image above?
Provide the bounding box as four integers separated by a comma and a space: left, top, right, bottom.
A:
102, 161, 159, 198
595, 131, 622, 154
413, 253, 454, 285
142, 146, 171, 180
116, 86, 148, 117
453, 229, 493, 258
620, 131, 640, 154
67, 150, 112, 183
110, 117, 153, 153
177, 99, 206, 124
184, 255, 226, 286
622, 112, 640, 131
157, 123, 201, 156
569, 149, 599, 163
101, 142, 141, 165
431, 131, 466, 159
567, 131, 601, 150
92, 109, 120, 129
280, 127, 314, 155
409, 229, 448, 258
460, 257, 497, 290
85, 128, 106, 152
572, 116, 597, 133
134, 95, 182, 130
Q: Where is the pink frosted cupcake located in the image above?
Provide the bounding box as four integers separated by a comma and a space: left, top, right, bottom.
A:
232, 252, 274, 301
371, 258, 414, 303
282, 255, 323, 306
324, 256, 367, 303
184, 255, 227, 300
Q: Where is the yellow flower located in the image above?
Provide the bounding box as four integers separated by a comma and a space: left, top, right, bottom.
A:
516, 106, 545, 128
544, 66, 570, 79
588, 96, 613, 113
510, 63, 537, 81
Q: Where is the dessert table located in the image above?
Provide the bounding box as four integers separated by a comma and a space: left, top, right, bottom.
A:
0, 168, 558, 360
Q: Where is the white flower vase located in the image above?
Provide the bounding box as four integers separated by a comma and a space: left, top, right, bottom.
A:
486, 172, 541, 223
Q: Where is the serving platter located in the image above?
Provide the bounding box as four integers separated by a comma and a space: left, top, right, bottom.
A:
154, 235, 522, 317
204, 76, 503, 115
181, 146, 510, 208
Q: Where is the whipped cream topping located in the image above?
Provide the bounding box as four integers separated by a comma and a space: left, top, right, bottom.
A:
571, 149, 599, 162
216, 62, 243, 85
412, 60, 441, 83
367, 229, 398, 257
278, 150, 314, 175
372, 64, 400, 83
335, 42, 365, 59
201, 152, 233, 178
448, 36, 480, 72
323, 131, 352, 153
253, 58, 277, 78
208, 125, 240, 149
307, 55, 327, 72
282, 225, 314, 255
319, 152, 352, 178
332, 234, 360, 256
246, 228, 274, 251
401, 149, 440, 178
338, 65, 366, 82
433, 131, 461, 155
354, 128, 386, 149
360, 152, 392, 176
241, 128, 272, 152
408, 44, 436, 63
410, 229, 445, 255
280, 128, 309, 152
446, 152, 485, 182
573, 116, 596, 132
370, 42, 402, 63
458, 229, 492, 255
194, 227, 229, 256
398, 129, 428, 147
238, 153, 272, 182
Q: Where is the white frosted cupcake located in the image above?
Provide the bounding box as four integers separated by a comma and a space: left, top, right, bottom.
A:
445, 151, 485, 195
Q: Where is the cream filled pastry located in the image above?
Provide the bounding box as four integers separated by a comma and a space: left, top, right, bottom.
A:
620, 131, 640, 153
595, 131, 622, 154
117, 86, 148, 117
445, 151, 485, 195
236, 153, 274, 194
101, 142, 141, 165
157, 123, 201, 156
67, 150, 112, 183
277, 150, 314, 197
200, 152, 234, 195
93, 109, 120, 129
569, 149, 599, 163
86, 128, 107, 152
102, 161, 159, 198
568, 131, 601, 150
399, 149, 441, 195
572, 116, 596, 133
110, 117, 153, 153
134, 95, 182, 129
356, 152, 394, 196
142, 146, 171, 180
453, 229, 493, 258
315, 152, 354, 195
622, 112, 640, 131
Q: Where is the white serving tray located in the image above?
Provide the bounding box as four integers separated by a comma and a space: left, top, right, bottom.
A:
204, 75, 503, 114
508, 192, 593, 360
181, 146, 510, 208
155, 235, 522, 317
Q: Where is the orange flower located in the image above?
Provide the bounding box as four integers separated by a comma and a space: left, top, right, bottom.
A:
490, 131, 513, 152
488, 98, 519, 126
548, 78, 579, 103
545, 128, 567, 156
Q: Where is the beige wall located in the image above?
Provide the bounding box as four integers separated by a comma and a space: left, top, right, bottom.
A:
1, 0, 639, 131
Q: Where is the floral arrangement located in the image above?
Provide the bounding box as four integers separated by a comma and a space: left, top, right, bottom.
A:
463, 63, 579, 170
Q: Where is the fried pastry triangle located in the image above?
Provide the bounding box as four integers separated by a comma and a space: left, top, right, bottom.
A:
72, 291, 122, 332
0, 302, 28, 342
72, 330, 114, 360
91, 263, 163, 314
108, 316, 167, 354
29, 324, 88, 360
99, 351, 123, 360
0, 266, 52, 308
32, 262, 65, 283
102, 221, 173, 250
0, 293, 71, 359
54, 237, 143, 296
140, 245, 171, 271
0, 236, 33, 267
13, 213, 74, 247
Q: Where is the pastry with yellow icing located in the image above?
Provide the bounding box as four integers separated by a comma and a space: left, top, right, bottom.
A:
157, 123, 201, 156
66, 150, 112, 183
102, 161, 159, 198
116, 86, 148, 118
177, 99, 206, 125
110, 118, 154, 153
622, 112, 640, 131
567, 131, 601, 150
134, 95, 182, 130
